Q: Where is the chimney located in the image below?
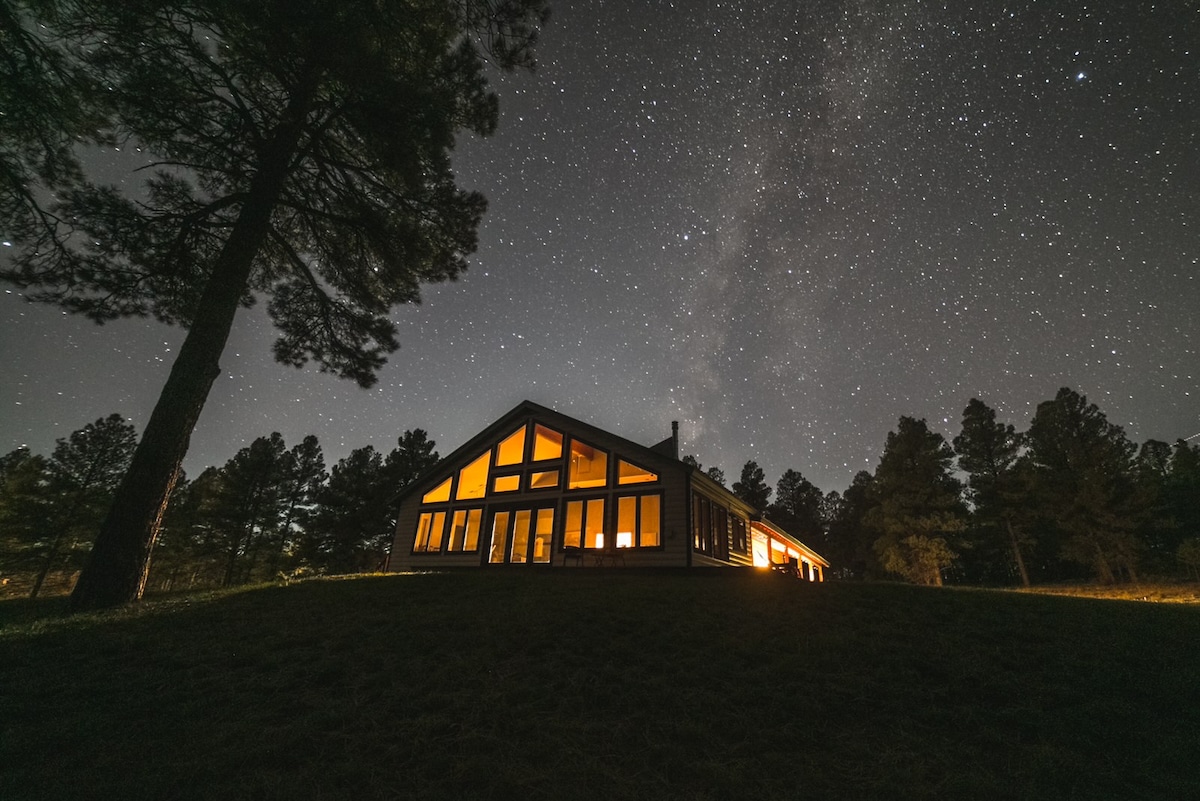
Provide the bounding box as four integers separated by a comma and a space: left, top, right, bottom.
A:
671, 420, 679, 459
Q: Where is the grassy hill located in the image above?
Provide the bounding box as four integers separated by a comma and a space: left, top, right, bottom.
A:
3, 572, 1198, 800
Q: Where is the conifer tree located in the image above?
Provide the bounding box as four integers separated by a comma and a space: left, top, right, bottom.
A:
732, 460, 772, 509
953, 398, 1032, 586
770, 469, 824, 542
0, 0, 549, 609
1024, 388, 1141, 583
867, 417, 966, 586
34, 414, 137, 596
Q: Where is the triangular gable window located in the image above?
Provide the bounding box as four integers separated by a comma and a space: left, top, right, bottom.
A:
617, 460, 657, 485
568, 438, 608, 489
456, 451, 490, 499
422, 477, 451, 504
496, 426, 526, 466
532, 424, 563, 461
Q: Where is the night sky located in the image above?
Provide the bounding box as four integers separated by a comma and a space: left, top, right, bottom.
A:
2, 1, 1197, 495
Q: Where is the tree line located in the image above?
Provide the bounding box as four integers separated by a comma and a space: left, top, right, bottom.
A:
3, 385, 1197, 597
0, 420, 438, 598
701, 387, 1200, 587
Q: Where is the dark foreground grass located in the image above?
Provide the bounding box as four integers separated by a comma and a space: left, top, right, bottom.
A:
3, 572, 1198, 800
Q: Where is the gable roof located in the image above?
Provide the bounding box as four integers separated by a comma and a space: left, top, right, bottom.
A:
399, 400, 685, 504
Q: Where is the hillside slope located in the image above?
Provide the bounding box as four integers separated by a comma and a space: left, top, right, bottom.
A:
3, 572, 1198, 800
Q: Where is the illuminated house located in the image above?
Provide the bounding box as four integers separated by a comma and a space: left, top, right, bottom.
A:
388, 400, 829, 579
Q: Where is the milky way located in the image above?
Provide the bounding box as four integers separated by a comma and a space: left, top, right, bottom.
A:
2, 1, 1197, 494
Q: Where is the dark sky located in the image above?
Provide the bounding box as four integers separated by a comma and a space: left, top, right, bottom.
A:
2, 1, 1197, 495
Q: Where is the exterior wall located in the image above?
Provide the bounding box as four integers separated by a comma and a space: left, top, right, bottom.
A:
385, 401, 830, 576
650, 462, 691, 568
686, 478, 757, 568
389, 408, 691, 571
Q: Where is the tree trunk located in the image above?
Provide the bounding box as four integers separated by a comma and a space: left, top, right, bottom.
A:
1005, 518, 1031, 587
1092, 540, 1115, 585
69, 74, 320, 611
29, 528, 66, 599
222, 528, 245, 587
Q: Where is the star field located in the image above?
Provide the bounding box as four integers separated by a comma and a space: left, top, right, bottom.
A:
1, 1, 1197, 494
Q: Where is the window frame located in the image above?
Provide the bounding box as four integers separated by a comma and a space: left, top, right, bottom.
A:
616, 458, 659, 486
561, 495, 608, 550
614, 491, 665, 549
445, 507, 484, 553
731, 514, 748, 553
566, 437, 610, 491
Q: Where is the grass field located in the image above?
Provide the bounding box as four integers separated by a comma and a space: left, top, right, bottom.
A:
3, 571, 1198, 800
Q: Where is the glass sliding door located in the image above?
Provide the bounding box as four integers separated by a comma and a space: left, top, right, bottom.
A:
485, 505, 555, 565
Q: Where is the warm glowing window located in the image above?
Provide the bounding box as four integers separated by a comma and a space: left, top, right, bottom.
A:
752, 529, 770, 567
422, 477, 451, 504
617, 460, 657, 485
731, 515, 747, 552
617, 496, 637, 548
486, 506, 555, 563
563, 498, 605, 549
692, 494, 729, 559
533, 508, 554, 563
693, 494, 711, 554
564, 501, 583, 548
640, 494, 661, 546
712, 506, 729, 560
510, 510, 533, 563
447, 508, 482, 552
489, 511, 510, 563
529, 470, 559, 490
414, 511, 446, 553
568, 439, 608, 489
456, 452, 490, 499
616, 493, 661, 548
493, 474, 520, 493
532, 424, 563, 461
584, 498, 605, 548
496, 426, 526, 466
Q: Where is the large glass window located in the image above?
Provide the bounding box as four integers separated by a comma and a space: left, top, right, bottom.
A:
484, 506, 555, 563
693, 494, 711, 554
493, 474, 520, 493
489, 511, 511, 563
422, 477, 451, 504
496, 426, 526, 466
563, 498, 606, 548
585, 498, 605, 547
447, 508, 482, 552
564, 500, 583, 548
640, 494, 661, 547
533, 508, 554, 563
529, 470, 559, 490
510, 510, 532, 563
692, 494, 731, 559
568, 439, 608, 489
731, 515, 747, 553
457, 452, 490, 500
618, 460, 657, 485
712, 506, 729, 560
532, 425, 563, 461
617, 496, 637, 548
414, 511, 447, 553
616, 493, 662, 548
